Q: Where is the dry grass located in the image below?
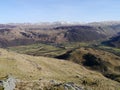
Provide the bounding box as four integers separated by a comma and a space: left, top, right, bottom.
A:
0, 48, 119, 90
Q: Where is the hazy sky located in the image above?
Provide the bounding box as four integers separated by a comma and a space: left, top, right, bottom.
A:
0, 0, 120, 23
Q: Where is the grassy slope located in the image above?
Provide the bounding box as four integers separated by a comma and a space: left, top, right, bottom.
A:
58, 47, 120, 82
7, 42, 89, 57
7, 43, 66, 57
96, 45, 120, 56
0, 48, 119, 90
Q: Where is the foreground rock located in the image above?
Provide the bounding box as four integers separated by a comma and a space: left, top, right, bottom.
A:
15, 80, 84, 90
0, 75, 16, 90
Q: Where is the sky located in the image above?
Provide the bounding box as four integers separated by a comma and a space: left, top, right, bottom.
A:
0, 0, 120, 23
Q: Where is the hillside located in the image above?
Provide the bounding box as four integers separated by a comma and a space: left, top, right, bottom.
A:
0, 48, 119, 90
0, 25, 106, 47
0, 22, 120, 89
55, 47, 120, 83
102, 34, 120, 48
0, 22, 120, 47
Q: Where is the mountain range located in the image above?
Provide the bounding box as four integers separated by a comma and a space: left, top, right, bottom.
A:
0, 21, 120, 47
0, 21, 120, 90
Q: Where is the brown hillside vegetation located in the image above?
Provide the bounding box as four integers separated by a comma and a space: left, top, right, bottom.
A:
0, 48, 119, 90
1, 22, 120, 47
0, 25, 106, 47
56, 47, 120, 83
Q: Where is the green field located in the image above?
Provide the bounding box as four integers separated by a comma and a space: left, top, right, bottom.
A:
7, 42, 89, 57
90, 45, 120, 56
